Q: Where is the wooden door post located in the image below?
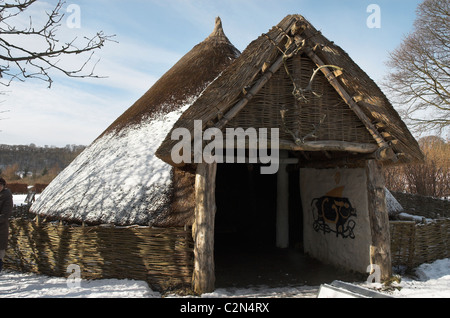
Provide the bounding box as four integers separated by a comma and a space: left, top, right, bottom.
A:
366, 160, 392, 281
192, 162, 217, 294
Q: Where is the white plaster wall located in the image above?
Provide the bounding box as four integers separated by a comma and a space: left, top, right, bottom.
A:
300, 167, 372, 274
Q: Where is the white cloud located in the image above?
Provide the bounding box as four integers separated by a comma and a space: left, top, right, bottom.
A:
0, 80, 129, 146
0, 35, 185, 146
77, 38, 182, 94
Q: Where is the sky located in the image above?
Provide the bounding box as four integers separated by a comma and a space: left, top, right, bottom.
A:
0, 0, 423, 147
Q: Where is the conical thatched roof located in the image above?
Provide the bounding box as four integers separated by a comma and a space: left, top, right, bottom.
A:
385, 188, 404, 217
156, 14, 423, 166
101, 17, 240, 137
30, 17, 240, 226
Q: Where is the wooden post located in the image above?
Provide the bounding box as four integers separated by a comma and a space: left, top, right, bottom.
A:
294, 33, 395, 161
192, 162, 217, 294
276, 150, 289, 248
366, 160, 392, 281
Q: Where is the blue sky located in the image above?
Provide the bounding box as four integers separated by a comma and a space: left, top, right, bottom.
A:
0, 0, 422, 147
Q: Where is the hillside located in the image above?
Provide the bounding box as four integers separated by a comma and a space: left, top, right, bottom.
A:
0, 144, 85, 177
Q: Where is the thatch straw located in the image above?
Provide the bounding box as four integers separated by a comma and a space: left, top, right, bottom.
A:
102, 17, 240, 137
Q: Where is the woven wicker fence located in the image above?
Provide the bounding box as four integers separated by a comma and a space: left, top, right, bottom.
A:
390, 219, 450, 269
6, 206, 449, 287
5, 206, 194, 291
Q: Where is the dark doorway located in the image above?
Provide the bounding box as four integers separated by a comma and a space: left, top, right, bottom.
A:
214, 163, 310, 287
215, 163, 278, 250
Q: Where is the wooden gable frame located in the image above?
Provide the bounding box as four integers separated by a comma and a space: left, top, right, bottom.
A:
155, 15, 423, 294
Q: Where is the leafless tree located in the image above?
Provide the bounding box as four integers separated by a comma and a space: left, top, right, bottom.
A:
0, 0, 114, 88
384, 136, 449, 197
384, 0, 449, 135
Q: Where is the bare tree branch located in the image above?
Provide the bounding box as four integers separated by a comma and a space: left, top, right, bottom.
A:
0, 0, 115, 88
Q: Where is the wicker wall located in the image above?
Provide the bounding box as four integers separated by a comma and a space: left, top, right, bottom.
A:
390, 219, 450, 269
5, 206, 194, 292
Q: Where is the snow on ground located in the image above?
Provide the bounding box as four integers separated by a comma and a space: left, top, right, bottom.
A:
0, 271, 157, 298
13, 194, 39, 207
0, 258, 449, 298
387, 258, 450, 298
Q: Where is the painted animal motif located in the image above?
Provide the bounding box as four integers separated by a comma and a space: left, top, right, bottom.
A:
311, 196, 357, 239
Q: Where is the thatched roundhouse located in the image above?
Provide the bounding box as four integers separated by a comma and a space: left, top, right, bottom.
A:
154, 14, 423, 293
29, 14, 423, 294
31, 17, 240, 226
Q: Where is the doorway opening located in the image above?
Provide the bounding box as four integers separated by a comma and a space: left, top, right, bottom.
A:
214, 163, 308, 287
215, 163, 279, 250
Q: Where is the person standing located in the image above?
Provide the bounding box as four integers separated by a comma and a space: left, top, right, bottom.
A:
0, 178, 13, 272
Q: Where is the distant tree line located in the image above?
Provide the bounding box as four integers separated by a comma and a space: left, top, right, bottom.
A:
0, 144, 85, 184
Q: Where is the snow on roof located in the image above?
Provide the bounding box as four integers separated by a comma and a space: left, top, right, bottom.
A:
385, 188, 404, 216
31, 102, 193, 226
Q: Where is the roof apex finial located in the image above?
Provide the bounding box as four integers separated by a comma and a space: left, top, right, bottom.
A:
207, 16, 226, 40
214, 16, 223, 32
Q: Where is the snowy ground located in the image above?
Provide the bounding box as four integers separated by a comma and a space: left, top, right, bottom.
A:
0, 258, 448, 298
12, 194, 33, 206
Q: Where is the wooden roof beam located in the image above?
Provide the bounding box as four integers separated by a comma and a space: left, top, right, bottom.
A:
213, 140, 378, 154
294, 34, 396, 161
214, 56, 282, 129
278, 140, 378, 153
214, 44, 304, 130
